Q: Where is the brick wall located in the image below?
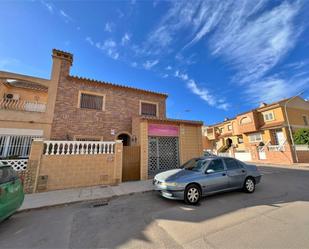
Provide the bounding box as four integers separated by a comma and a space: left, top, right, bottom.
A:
50, 60, 166, 141
25, 139, 123, 192
250, 144, 295, 165
39, 154, 116, 190
139, 121, 203, 179
296, 151, 309, 163
179, 124, 203, 164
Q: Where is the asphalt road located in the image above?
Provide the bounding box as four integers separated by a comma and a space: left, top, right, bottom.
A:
1, 165, 309, 249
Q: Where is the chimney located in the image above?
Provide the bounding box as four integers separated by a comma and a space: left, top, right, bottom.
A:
259, 102, 267, 108
51, 49, 73, 80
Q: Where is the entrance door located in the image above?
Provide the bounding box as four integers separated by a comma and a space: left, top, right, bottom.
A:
122, 146, 140, 181
275, 131, 285, 145
148, 136, 179, 177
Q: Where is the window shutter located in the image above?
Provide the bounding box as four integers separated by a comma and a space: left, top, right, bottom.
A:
141, 102, 157, 116
80, 93, 103, 110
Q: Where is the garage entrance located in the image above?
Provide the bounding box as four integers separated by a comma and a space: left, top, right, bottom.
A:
148, 136, 180, 177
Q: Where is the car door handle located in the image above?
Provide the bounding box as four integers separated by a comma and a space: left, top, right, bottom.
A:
241, 170, 246, 173
222, 173, 226, 176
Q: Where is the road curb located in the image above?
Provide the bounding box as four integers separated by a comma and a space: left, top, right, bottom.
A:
18, 190, 154, 213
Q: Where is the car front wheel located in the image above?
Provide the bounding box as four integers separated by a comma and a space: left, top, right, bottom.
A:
244, 177, 255, 193
184, 184, 201, 205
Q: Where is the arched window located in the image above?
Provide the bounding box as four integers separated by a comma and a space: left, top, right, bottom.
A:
240, 116, 252, 125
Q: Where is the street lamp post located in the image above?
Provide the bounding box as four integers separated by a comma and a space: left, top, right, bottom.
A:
284, 91, 304, 163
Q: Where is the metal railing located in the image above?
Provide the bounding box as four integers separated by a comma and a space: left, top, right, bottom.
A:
268, 145, 285, 152
0, 135, 40, 158
0, 99, 46, 113
43, 141, 116, 155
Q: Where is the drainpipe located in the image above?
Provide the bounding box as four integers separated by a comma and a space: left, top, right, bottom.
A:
284, 92, 304, 163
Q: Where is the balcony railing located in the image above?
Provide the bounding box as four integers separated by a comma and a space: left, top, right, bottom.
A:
0, 99, 46, 113
43, 141, 115, 155
268, 145, 285, 152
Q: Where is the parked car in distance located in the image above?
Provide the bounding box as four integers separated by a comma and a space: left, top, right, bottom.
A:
0, 162, 24, 222
153, 156, 261, 205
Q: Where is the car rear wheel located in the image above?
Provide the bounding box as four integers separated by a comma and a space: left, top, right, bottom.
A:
243, 177, 255, 193
184, 184, 201, 205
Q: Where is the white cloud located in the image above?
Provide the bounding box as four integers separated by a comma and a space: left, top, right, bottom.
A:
104, 22, 113, 32
174, 70, 189, 81
121, 33, 131, 46
143, 0, 305, 105
174, 70, 229, 110
41, 0, 54, 13
143, 60, 159, 70
245, 75, 309, 104
210, 1, 302, 84
85, 37, 94, 46
59, 9, 73, 22
285, 60, 309, 70
165, 66, 172, 70
86, 37, 119, 60
96, 39, 119, 60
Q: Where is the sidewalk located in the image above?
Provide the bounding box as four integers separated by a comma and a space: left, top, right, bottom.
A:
254, 162, 309, 169
20, 180, 154, 211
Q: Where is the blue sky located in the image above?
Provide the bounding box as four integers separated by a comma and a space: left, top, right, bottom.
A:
0, 0, 309, 125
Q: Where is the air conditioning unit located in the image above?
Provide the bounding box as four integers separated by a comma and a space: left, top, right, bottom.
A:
4, 93, 20, 100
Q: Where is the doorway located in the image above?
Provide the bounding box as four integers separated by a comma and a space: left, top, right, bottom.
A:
117, 133, 131, 146
148, 136, 180, 177
272, 129, 285, 145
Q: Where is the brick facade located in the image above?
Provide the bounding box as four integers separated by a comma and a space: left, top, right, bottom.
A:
50, 51, 167, 141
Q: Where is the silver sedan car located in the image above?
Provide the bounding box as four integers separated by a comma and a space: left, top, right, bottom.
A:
153, 156, 262, 205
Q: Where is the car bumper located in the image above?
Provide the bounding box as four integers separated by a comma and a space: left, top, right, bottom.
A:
157, 189, 185, 200
254, 175, 262, 184
153, 182, 185, 200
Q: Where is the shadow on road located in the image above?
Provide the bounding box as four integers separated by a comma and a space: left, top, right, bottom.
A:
0, 166, 309, 248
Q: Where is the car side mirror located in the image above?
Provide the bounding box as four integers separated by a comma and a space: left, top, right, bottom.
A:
206, 169, 215, 174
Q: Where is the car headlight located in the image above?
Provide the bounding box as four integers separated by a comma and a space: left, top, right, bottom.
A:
162, 182, 178, 187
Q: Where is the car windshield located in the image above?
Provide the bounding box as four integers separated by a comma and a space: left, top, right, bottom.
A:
181, 158, 206, 171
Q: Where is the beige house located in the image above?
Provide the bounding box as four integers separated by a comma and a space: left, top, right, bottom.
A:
0, 49, 203, 187
203, 97, 309, 164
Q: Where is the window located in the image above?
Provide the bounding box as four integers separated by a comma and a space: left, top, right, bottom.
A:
181, 158, 207, 172
206, 159, 225, 173
263, 111, 274, 122
249, 133, 262, 143
227, 125, 232, 131
240, 116, 252, 125
303, 115, 309, 126
79, 93, 104, 110
140, 102, 157, 116
238, 137, 244, 144
224, 158, 243, 170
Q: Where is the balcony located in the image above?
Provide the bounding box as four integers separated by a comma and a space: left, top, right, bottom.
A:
0, 99, 46, 113
236, 111, 259, 134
